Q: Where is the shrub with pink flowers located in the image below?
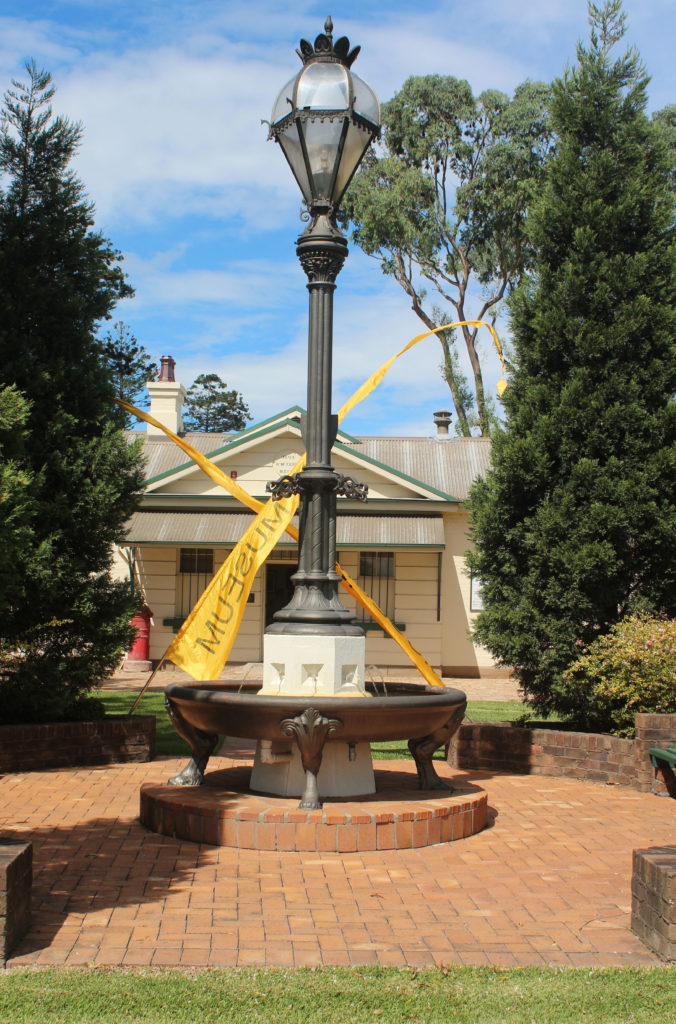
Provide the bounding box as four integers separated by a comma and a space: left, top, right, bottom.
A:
562, 615, 676, 736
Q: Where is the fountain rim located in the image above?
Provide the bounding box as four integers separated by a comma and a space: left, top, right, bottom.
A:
164, 679, 467, 710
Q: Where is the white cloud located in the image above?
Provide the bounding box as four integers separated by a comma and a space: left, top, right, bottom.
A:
0, 2, 573, 234
122, 249, 301, 310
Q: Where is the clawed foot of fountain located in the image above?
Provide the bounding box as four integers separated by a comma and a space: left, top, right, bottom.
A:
298, 770, 322, 809
168, 759, 204, 786
408, 737, 454, 791
422, 772, 454, 792
298, 797, 322, 809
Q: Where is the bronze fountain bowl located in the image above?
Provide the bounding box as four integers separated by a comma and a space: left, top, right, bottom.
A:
164, 679, 467, 809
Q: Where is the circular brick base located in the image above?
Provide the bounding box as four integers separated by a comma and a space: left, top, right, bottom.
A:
140, 760, 487, 852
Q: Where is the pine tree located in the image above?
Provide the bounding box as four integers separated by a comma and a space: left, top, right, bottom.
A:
0, 64, 145, 723
467, 2, 676, 728
183, 373, 251, 432
101, 322, 158, 428
0, 386, 36, 620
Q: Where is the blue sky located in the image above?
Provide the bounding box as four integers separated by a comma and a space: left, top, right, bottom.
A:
1, 1, 673, 435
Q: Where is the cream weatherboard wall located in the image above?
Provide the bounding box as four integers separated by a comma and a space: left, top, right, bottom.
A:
130, 544, 263, 664
329, 549, 443, 670
128, 543, 445, 668
440, 511, 496, 675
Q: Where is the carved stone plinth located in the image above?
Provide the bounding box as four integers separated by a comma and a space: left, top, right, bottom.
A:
259, 633, 367, 697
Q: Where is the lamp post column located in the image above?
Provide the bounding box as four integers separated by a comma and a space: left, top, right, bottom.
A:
253, 18, 379, 800
266, 208, 362, 636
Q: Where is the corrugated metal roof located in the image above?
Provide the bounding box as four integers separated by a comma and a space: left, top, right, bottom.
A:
129, 427, 491, 500
344, 437, 492, 500
339, 515, 444, 546
123, 511, 257, 545
123, 512, 444, 548
127, 431, 235, 482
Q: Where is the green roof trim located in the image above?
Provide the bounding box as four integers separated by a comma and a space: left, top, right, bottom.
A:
144, 410, 359, 486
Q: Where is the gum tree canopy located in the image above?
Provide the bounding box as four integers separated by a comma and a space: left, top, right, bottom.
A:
0, 64, 145, 723
343, 74, 552, 436
467, 1, 676, 727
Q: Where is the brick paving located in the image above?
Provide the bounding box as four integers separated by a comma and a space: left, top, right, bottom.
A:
2, 752, 675, 969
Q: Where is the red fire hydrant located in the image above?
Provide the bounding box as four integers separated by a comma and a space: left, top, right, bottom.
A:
127, 606, 153, 664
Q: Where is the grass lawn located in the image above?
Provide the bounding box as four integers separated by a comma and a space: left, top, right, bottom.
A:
99, 692, 527, 759
1, 966, 674, 1023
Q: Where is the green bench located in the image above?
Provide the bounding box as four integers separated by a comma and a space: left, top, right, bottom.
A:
649, 745, 676, 770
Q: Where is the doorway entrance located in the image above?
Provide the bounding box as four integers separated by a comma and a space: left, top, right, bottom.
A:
264, 563, 297, 627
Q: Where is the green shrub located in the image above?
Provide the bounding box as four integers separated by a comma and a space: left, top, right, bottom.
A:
562, 615, 676, 736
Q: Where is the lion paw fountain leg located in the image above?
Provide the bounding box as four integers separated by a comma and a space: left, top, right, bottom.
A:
408, 706, 466, 791
408, 736, 452, 790
299, 769, 322, 810
165, 695, 219, 786
281, 707, 343, 810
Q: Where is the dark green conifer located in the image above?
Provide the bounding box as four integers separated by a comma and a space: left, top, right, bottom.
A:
0, 64, 145, 723
467, 2, 676, 726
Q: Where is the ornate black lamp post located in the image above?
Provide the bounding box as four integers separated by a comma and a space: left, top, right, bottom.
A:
266, 17, 380, 637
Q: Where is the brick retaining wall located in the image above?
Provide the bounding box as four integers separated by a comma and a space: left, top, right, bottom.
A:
449, 712, 676, 794
632, 846, 676, 960
0, 715, 155, 773
0, 840, 31, 965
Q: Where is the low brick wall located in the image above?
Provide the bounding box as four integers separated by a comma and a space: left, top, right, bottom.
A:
0, 715, 155, 773
449, 712, 676, 794
633, 714, 676, 797
0, 840, 32, 965
632, 847, 676, 960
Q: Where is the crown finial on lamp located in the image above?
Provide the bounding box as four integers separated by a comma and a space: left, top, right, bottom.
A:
296, 17, 361, 67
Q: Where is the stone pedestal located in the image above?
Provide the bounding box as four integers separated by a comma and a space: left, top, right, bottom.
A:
250, 632, 375, 798
251, 738, 374, 798
258, 633, 367, 697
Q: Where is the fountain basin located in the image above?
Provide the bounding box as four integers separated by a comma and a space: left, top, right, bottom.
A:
164, 680, 467, 808
164, 679, 466, 744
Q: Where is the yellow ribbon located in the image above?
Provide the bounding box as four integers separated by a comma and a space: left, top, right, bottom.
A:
118, 319, 505, 686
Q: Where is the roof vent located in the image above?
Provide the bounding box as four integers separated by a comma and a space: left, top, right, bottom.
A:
433, 410, 452, 436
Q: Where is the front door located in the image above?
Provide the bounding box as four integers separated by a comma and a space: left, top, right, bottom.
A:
264, 563, 297, 628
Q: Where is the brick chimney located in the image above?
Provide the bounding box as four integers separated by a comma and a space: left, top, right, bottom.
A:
146, 356, 187, 435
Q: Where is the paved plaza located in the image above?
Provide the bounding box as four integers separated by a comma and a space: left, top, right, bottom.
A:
2, 748, 674, 969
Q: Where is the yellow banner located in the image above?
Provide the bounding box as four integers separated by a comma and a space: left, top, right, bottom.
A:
118, 319, 503, 685
337, 320, 507, 422
165, 466, 302, 680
